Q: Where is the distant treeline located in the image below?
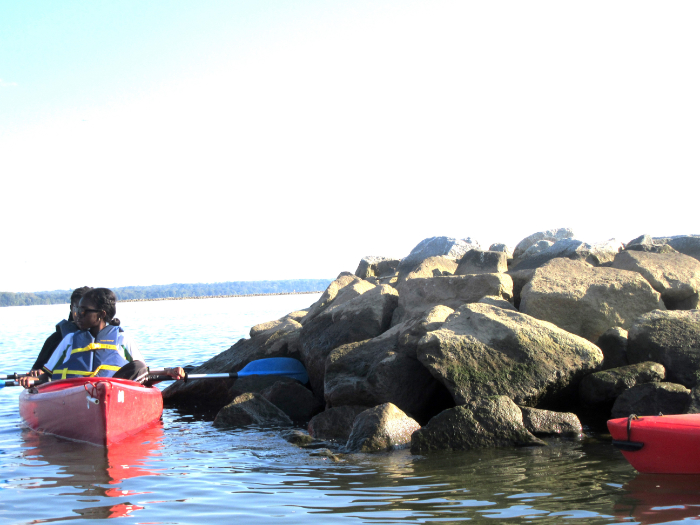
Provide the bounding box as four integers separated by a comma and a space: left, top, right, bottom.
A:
0, 279, 332, 307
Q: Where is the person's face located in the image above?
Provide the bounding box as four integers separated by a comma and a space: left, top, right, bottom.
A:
74, 297, 104, 331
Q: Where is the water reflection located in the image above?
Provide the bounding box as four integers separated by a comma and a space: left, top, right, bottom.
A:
614, 473, 700, 524
20, 423, 164, 520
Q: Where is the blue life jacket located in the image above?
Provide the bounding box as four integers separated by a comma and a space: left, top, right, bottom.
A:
51, 325, 129, 380
56, 319, 79, 339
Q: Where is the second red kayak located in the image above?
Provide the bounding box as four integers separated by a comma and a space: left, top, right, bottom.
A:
19, 377, 163, 446
608, 414, 700, 474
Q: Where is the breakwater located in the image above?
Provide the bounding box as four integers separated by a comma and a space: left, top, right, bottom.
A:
120, 290, 323, 303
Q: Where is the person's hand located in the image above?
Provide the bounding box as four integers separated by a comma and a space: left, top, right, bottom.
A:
164, 367, 185, 380
28, 369, 42, 377
18, 375, 38, 389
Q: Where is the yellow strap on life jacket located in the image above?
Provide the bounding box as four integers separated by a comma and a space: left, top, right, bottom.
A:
70, 343, 119, 353
52, 364, 122, 379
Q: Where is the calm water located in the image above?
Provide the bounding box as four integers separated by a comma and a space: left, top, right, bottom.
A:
1, 296, 699, 524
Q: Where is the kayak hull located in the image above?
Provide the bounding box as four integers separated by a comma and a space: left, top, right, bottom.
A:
608, 414, 700, 474
19, 377, 163, 446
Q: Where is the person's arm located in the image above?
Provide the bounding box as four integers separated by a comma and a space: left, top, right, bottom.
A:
30, 331, 63, 372
19, 334, 74, 388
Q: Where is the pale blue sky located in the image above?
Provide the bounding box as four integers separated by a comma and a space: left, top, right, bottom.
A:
2, 1, 699, 292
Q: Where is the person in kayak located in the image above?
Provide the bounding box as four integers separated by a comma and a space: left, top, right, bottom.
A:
19, 287, 183, 387
26, 286, 93, 377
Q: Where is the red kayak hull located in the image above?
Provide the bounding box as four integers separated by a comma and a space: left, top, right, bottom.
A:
608, 414, 700, 474
19, 377, 163, 446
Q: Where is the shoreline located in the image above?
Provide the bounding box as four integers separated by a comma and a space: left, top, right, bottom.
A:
120, 290, 323, 303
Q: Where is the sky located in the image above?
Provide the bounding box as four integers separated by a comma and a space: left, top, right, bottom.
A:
1, 1, 699, 293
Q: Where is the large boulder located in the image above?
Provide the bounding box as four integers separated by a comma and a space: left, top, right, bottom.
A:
162, 316, 302, 412
213, 392, 293, 427
398, 255, 459, 281
520, 258, 665, 342
355, 256, 400, 281
597, 327, 629, 370
410, 396, 544, 453
513, 228, 574, 260
578, 362, 666, 405
345, 403, 420, 453
455, 250, 508, 275
519, 407, 583, 437
512, 238, 622, 271
397, 237, 481, 276
664, 235, 700, 262
302, 272, 376, 325
416, 303, 603, 407
625, 234, 678, 254
261, 380, 323, 422
307, 406, 369, 442
611, 250, 700, 310
626, 234, 700, 262
611, 383, 691, 418
489, 243, 513, 259
507, 268, 536, 309
298, 284, 399, 398
627, 310, 700, 388
324, 307, 455, 423
391, 273, 513, 326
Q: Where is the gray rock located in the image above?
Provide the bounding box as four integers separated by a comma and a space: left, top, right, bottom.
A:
513, 238, 620, 271
455, 250, 508, 275
513, 228, 575, 260
416, 303, 603, 407
303, 272, 376, 326
521, 240, 554, 261
611, 382, 691, 418
597, 327, 629, 370
355, 256, 400, 281
324, 309, 454, 423
578, 362, 666, 405
213, 392, 293, 427
280, 429, 316, 446
398, 255, 459, 281
345, 403, 421, 453
687, 385, 700, 414
307, 406, 369, 442
477, 295, 517, 311
261, 380, 323, 422
519, 407, 583, 437
489, 243, 514, 259
507, 268, 536, 310
398, 237, 481, 275
391, 273, 513, 326
612, 250, 700, 310
410, 396, 545, 453
299, 284, 399, 398
665, 235, 700, 262
520, 258, 665, 342
627, 310, 700, 388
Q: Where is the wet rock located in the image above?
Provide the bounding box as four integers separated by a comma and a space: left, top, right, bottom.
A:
627, 310, 700, 388
410, 396, 545, 453
391, 273, 513, 326
520, 258, 664, 342
416, 303, 603, 407
611, 382, 691, 418
611, 250, 700, 310
308, 406, 369, 442
213, 392, 293, 427
281, 429, 316, 446
455, 250, 508, 275
261, 380, 323, 422
309, 448, 342, 462
298, 284, 399, 398
345, 403, 421, 453
597, 327, 629, 370
519, 407, 583, 437
579, 362, 666, 405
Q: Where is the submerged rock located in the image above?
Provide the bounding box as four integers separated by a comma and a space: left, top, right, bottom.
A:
410, 396, 545, 453
308, 406, 369, 442
214, 392, 293, 427
519, 407, 583, 437
345, 403, 420, 453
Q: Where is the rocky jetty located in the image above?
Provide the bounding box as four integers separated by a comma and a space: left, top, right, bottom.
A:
162, 231, 700, 455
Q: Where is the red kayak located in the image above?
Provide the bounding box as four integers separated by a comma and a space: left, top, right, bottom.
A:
19, 377, 163, 446
608, 414, 700, 474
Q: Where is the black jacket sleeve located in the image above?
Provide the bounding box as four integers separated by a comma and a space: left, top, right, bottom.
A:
32, 331, 63, 371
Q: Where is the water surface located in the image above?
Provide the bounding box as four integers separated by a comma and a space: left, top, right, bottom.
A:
1, 297, 699, 524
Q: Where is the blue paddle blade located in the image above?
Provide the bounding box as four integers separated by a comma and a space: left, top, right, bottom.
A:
237, 358, 308, 384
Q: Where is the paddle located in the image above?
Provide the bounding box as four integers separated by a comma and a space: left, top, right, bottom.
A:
147, 357, 309, 384
1, 357, 309, 388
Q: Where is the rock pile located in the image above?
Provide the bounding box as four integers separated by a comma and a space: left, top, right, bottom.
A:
162, 231, 700, 454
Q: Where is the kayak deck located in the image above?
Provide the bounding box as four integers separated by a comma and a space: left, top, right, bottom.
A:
19, 377, 163, 446
608, 414, 700, 474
